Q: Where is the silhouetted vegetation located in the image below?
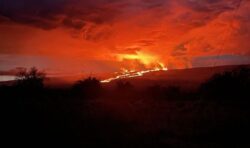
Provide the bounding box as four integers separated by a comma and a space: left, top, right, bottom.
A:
199, 67, 250, 101
72, 77, 102, 98
2, 66, 250, 147
15, 67, 46, 90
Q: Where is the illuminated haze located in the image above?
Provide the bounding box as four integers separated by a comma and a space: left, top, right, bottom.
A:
0, 0, 250, 76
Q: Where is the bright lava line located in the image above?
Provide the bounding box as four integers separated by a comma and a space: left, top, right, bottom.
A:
101, 66, 168, 83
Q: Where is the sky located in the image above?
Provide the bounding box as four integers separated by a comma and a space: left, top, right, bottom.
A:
0, 0, 250, 75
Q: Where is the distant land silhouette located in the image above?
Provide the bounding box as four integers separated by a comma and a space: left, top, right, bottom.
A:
1, 64, 250, 148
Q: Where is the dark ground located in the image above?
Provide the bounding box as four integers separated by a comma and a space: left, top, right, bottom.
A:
1, 66, 250, 148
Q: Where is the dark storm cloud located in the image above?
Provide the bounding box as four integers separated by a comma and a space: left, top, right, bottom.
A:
62, 17, 86, 30
0, 0, 121, 30
0, 0, 242, 31
172, 0, 245, 30
141, 0, 170, 9
0, 0, 66, 29
185, 0, 242, 12
0, 0, 250, 70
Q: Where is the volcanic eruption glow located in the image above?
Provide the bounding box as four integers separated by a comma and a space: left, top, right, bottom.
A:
101, 63, 168, 83
116, 51, 158, 65
1, 0, 250, 76
101, 52, 168, 83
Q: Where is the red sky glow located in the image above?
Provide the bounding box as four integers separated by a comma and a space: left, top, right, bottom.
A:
0, 0, 250, 76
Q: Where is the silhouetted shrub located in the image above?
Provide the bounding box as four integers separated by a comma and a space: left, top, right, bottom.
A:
15, 67, 46, 91
72, 77, 101, 98
199, 67, 250, 100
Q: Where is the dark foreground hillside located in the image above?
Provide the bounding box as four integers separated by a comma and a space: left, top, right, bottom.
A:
1, 66, 250, 148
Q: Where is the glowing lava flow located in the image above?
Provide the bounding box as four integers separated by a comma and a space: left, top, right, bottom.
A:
101, 65, 168, 83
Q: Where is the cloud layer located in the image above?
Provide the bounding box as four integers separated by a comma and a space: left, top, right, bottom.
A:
0, 0, 249, 72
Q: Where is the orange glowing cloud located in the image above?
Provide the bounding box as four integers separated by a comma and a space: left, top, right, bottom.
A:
0, 0, 249, 74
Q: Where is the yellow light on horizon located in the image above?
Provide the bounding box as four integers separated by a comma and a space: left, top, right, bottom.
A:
116, 51, 157, 65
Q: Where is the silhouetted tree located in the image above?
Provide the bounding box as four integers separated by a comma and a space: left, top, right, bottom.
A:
72, 77, 101, 98
199, 67, 250, 100
15, 67, 46, 90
